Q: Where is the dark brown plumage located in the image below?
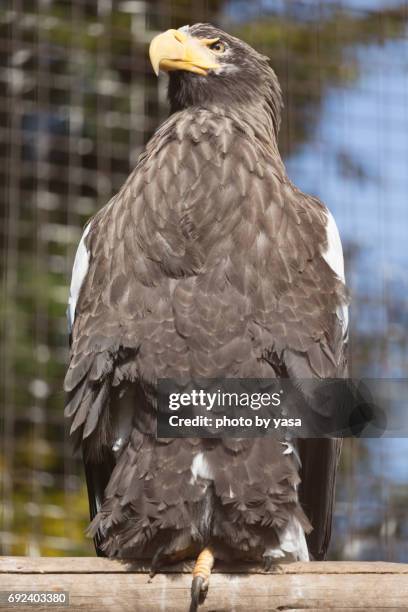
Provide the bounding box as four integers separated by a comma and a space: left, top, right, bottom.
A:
65, 22, 348, 592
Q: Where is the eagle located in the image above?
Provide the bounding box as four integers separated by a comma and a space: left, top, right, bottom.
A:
65, 23, 348, 610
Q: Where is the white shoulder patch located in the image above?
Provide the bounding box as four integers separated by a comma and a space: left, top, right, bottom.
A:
322, 209, 348, 337
67, 222, 91, 332
322, 209, 345, 282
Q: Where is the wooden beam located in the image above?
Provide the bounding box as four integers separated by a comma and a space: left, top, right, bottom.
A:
0, 557, 407, 611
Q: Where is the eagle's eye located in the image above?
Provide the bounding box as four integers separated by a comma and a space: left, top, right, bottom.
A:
209, 40, 225, 54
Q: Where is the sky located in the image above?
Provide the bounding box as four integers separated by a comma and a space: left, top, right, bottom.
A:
286, 34, 408, 340
227, 0, 407, 21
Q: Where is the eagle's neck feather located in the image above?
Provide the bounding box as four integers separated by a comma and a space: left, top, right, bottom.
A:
167, 67, 283, 140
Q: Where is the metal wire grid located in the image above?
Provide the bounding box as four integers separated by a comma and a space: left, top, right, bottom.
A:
0, 0, 407, 558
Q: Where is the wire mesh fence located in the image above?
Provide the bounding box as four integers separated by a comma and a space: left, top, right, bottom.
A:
1, 0, 407, 559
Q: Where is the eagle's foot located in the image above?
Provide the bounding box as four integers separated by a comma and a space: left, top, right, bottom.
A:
189, 547, 214, 612
263, 549, 285, 573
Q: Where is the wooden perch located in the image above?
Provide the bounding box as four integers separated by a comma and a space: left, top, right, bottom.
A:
1, 557, 407, 611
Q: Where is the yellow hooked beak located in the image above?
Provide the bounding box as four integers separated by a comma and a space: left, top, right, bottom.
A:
149, 29, 219, 76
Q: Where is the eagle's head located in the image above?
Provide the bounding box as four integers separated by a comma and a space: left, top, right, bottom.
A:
149, 23, 282, 134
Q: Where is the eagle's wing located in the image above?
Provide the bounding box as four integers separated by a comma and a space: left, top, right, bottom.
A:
298, 209, 348, 560
67, 220, 116, 555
